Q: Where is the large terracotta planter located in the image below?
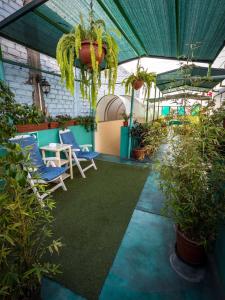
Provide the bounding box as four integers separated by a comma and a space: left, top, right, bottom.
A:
132, 79, 144, 90
132, 148, 145, 160
176, 227, 206, 266
16, 123, 49, 133
48, 122, 59, 129
79, 40, 106, 68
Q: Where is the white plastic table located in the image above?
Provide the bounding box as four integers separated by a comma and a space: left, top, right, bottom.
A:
40, 143, 73, 179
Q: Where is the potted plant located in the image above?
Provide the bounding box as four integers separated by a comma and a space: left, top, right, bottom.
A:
122, 62, 156, 98
143, 121, 167, 157
47, 116, 59, 129
56, 9, 119, 108
121, 112, 130, 127
158, 111, 225, 265
130, 121, 150, 160
56, 114, 74, 129
0, 93, 62, 299
15, 105, 48, 132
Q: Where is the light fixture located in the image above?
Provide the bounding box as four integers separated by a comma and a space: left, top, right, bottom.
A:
40, 78, 51, 96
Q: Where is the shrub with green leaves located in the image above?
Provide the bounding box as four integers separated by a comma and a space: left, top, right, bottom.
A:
0, 80, 46, 133
0, 143, 62, 299
0, 82, 62, 299
158, 106, 225, 247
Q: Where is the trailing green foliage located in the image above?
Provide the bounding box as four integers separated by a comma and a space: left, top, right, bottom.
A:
56, 12, 119, 108
122, 64, 156, 99
75, 115, 97, 132
158, 104, 225, 246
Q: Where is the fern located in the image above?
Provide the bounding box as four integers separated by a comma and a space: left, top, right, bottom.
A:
56, 13, 120, 109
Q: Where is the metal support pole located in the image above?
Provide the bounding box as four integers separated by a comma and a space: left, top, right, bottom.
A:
146, 99, 149, 122
128, 88, 135, 159
153, 85, 156, 121
92, 108, 96, 150
0, 45, 5, 81
157, 90, 160, 119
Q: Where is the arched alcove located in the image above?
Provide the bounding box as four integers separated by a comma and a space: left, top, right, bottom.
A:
96, 95, 146, 122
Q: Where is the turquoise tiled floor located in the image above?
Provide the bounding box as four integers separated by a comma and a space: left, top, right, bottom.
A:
42, 147, 224, 299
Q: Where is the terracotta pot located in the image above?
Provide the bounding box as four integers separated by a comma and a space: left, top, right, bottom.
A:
176, 226, 206, 266
123, 121, 128, 127
132, 148, 145, 160
65, 120, 75, 126
132, 79, 144, 90
79, 40, 106, 68
48, 122, 59, 129
16, 123, 49, 133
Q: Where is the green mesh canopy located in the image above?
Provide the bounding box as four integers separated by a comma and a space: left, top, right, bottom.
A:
156, 65, 225, 93
0, 0, 225, 64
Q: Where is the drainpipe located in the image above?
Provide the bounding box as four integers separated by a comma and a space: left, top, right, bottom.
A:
157, 90, 160, 119
0, 45, 5, 81
153, 85, 156, 121
127, 88, 135, 159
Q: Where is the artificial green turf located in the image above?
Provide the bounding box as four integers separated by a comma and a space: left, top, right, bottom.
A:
47, 160, 149, 300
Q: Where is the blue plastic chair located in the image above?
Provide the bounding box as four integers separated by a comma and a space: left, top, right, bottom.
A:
10, 135, 67, 202
59, 129, 99, 178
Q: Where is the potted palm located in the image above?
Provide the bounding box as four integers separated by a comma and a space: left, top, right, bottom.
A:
122, 62, 156, 98
158, 111, 225, 265
56, 9, 119, 108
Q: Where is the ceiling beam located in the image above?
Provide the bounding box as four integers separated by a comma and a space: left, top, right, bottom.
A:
112, 0, 148, 55
0, 0, 49, 30
96, 0, 141, 56
175, 0, 180, 58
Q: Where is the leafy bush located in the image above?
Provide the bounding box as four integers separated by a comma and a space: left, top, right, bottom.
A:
0, 82, 62, 298
158, 106, 225, 246
0, 144, 62, 299
0, 81, 46, 128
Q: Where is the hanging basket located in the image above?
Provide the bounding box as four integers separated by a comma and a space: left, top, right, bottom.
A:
79, 40, 106, 68
132, 79, 144, 90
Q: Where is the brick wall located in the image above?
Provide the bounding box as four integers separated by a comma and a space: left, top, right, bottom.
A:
0, 1, 130, 117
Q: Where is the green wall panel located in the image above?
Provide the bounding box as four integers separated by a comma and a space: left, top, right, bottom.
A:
120, 127, 129, 159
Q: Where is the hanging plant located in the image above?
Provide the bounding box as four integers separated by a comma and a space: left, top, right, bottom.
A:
122, 61, 156, 99
56, 7, 119, 109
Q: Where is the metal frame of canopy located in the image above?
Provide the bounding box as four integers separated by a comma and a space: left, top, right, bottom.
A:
1, 0, 225, 64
